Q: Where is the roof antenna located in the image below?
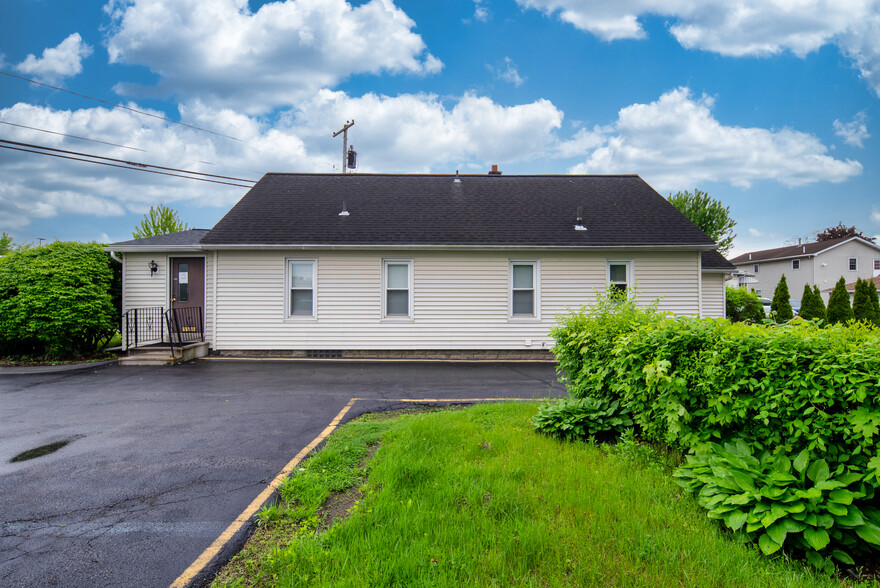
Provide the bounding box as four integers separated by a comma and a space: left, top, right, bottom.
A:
339, 200, 350, 216
574, 205, 587, 231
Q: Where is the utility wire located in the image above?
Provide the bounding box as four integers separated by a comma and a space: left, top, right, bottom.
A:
0, 70, 242, 142
0, 143, 254, 188
0, 138, 257, 183
0, 120, 146, 152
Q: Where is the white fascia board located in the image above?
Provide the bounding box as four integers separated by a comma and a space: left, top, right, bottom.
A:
199, 243, 718, 252
102, 245, 205, 253
813, 237, 880, 255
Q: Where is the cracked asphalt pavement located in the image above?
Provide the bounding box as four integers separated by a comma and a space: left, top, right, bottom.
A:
0, 359, 562, 587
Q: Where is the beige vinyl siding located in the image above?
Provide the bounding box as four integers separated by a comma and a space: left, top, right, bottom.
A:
213, 249, 702, 350
121, 252, 214, 346
701, 273, 726, 318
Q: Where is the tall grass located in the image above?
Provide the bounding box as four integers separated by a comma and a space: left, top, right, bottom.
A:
215, 404, 852, 587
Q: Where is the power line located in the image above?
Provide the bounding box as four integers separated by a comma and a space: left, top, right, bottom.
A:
0, 138, 257, 183
0, 70, 242, 142
0, 120, 146, 152
0, 139, 256, 188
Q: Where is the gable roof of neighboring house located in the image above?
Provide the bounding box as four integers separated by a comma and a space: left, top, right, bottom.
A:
109, 229, 210, 252
701, 250, 737, 272
729, 236, 880, 265
198, 173, 717, 249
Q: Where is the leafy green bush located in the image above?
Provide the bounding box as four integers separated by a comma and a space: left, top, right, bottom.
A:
826, 277, 853, 325
675, 440, 880, 571
853, 278, 880, 326
533, 396, 633, 442
726, 286, 765, 323
0, 242, 118, 357
799, 284, 826, 322
550, 287, 661, 399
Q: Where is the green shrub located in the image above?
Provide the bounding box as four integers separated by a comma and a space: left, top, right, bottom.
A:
799, 284, 826, 322
826, 277, 853, 325
853, 278, 880, 326
771, 274, 794, 322
550, 287, 662, 399
533, 396, 633, 442
675, 440, 880, 571
726, 286, 765, 323
0, 242, 117, 357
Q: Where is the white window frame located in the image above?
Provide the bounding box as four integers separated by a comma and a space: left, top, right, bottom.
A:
874, 258, 880, 271
753, 264, 759, 274
792, 259, 800, 270
286, 258, 317, 319
849, 257, 858, 271
509, 260, 540, 319
382, 259, 413, 319
607, 260, 633, 298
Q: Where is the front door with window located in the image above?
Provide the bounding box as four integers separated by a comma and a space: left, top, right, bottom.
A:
170, 257, 204, 337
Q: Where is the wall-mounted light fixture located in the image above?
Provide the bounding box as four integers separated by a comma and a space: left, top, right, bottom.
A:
149, 260, 158, 276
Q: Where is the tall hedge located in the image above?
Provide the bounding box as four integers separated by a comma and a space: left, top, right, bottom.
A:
0, 242, 118, 357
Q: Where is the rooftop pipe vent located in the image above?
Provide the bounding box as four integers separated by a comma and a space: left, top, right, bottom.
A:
339, 200, 350, 216
574, 205, 587, 231
454, 170, 461, 183
488, 164, 502, 176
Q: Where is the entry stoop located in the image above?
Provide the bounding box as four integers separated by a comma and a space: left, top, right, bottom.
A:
118, 342, 210, 366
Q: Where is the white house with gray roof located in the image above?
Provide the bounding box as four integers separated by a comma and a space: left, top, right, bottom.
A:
107, 172, 735, 359
728, 236, 880, 303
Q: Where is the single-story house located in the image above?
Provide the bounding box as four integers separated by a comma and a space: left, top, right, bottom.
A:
822, 274, 880, 304
728, 236, 880, 303
107, 172, 736, 359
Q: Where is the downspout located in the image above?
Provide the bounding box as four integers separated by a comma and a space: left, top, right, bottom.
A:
697, 251, 703, 318
109, 251, 122, 264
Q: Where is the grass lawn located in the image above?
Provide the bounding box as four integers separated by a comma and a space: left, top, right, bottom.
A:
213, 403, 865, 587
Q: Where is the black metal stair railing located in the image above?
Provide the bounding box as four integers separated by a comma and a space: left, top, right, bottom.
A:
122, 307, 165, 352
164, 307, 204, 355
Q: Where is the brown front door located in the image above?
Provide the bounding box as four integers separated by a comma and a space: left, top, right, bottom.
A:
170, 257, 205, 336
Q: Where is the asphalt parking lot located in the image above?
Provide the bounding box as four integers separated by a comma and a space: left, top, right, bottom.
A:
0, 360, 562, 587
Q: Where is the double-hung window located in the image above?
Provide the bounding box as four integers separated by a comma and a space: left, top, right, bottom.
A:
792, 259, 800, 270
510, 261, 538, 317
849, 258, 858, 271
288, 259, 316, 317
607, 260, 632, 296
384, 259, 412, 318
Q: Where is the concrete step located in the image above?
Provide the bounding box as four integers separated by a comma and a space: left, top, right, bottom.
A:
119, 342, 210, 366
118, 352, 177, 366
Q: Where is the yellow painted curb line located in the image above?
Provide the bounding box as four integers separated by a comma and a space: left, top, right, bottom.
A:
169, 397, 358, 588
170, 395, 545, 587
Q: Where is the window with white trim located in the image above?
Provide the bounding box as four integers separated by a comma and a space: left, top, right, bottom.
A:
607, 260, 632, 296
288, 259, 316, 317
849, 257, 858, 271
753, 264, 759, 273
510, 261, 537, 317
792, 259, 800, 270
384, 259, 412, 317
874, 258, 880, 271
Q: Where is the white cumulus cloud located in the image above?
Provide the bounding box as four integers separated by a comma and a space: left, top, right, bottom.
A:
488, 57, 525, 87
833, 111, 871, 147
15, 33, 93, 84
516, 0, 880, 96
104, 0, 443, 113
570, 87, 863, 191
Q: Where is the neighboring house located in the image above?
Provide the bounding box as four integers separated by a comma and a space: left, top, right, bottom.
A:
822, 274, 880, 304
107, 172, 736, 359
728, 237, 880, 303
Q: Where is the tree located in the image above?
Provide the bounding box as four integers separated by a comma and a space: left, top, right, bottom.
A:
814, 222, 876, 243
798, 283, 816, 320
812, 285, 826, 322
868, 280, 880, 326
853, 278, 880, 326
726, 287, 764, 323
132, 204, 189, 239
0, 232, 13, 255
770, 274, 793, 322
826, 277, 853, 324
667, 189, 737, 255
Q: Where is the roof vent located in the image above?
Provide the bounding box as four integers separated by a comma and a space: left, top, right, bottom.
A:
339, 200, 350, 216
488, 164, 502, 176
454, 170, 461, 183
574, 205, 587, 231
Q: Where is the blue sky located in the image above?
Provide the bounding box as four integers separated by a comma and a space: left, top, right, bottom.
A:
1, 0, 878, 256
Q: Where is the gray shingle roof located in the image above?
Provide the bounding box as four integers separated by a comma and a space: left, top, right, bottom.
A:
200, 173, 716, 248
701, 250, 736, 271
109, 229, 210, 248
727, 236, 875, 264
